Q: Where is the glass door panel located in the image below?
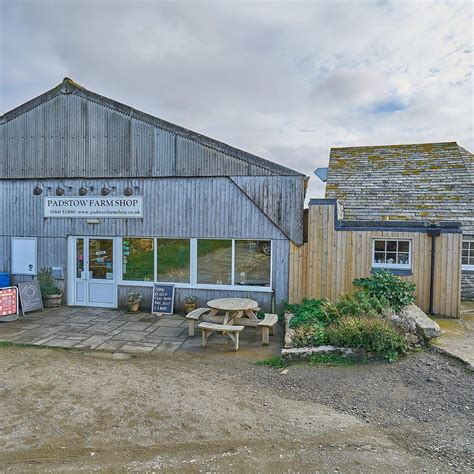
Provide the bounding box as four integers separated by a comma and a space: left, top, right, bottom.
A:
76, 238, 84, 278
88, 239, 114, 280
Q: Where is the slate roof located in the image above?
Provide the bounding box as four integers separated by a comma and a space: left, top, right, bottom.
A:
325, 142, 474, 234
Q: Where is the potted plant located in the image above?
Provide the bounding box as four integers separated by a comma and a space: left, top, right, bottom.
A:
183, 295, 198, 314
37, 267, 62, 307
127, 290, 143, 313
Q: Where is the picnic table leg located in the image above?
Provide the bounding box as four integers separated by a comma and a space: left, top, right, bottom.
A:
188, 320, 195, 337
234, 331, 240, 351
262, 326, 270, 346
202, 328, 209, 347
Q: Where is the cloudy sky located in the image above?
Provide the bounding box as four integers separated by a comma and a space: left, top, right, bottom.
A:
1, 0, 473, 197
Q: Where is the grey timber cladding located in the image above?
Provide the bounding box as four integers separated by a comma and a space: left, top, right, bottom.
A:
325, 142, 474, 234
1, 78, 303, 179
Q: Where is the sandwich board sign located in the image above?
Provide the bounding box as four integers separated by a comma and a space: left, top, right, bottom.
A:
152, 283, 175, 315
18, 281, 44, 316
0, 287, 19, 322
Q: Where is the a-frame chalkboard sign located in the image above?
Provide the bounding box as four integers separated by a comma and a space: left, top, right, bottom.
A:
151, 283, 175, 315
18, 281, 44, 316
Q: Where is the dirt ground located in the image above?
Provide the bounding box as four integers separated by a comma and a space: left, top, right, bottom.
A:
0, 346, 472, 473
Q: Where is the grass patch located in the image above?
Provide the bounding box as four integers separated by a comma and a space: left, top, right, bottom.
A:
307, 353, 369, 365
256, 356, 288, 369
0, 340, 71, 351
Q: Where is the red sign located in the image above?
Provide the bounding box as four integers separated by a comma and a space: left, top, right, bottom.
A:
0, 287, 18, 317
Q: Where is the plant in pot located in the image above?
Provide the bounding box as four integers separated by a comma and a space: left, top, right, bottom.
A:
183, 295, 198, 314
37, 267, 62, 307
127, 290, 143, 313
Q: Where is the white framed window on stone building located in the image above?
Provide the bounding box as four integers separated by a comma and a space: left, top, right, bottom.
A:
462, 239, 474, 271
372, 239, 412, 270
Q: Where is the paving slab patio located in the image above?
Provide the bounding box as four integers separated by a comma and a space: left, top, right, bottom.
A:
0, 306, 282, 357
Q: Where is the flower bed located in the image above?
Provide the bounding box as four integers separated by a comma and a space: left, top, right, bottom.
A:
282, 270, 439, 363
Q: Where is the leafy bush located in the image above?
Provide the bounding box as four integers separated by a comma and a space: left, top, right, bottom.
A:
293, 324, 329, 347
334, 291, 389, 318
37, 267, 61, 297
286, 298, 337, 329
326, 316, 408, 359
256, 356, 288, 369
354, 269, 415, 312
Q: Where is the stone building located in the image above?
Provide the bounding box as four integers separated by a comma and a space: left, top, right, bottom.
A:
322, 142, 473, 301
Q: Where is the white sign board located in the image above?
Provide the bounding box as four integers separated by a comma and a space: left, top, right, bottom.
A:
44, 196, 143, 218
11, 237, 37, 275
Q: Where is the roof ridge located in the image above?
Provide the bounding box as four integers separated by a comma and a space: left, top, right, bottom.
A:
1, 78, 304, 177
330, 141, 458, 151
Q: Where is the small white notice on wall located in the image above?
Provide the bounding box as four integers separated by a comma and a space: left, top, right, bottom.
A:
11, 237, 37, 275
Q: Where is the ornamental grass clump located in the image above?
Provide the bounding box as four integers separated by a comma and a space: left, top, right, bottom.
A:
354, 269, 416, 313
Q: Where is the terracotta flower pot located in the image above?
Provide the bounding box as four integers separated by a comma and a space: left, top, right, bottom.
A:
184, 302, 197, 314
128, 302, 140, 313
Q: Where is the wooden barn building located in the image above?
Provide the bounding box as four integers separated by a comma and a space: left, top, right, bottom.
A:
1, 78, 306, 312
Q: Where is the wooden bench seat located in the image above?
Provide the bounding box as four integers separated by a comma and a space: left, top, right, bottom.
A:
257, 313, 278, 345
186, 308, 211, 337
198, 322, 244, 351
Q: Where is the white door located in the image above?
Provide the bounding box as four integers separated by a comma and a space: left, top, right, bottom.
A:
72, 237, 117, 308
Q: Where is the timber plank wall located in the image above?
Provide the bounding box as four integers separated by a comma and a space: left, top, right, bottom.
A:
289, 203, 462, 318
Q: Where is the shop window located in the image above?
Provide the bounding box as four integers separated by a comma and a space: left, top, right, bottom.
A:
234, 240, 271, 287
157, 239, 191, 283
197, 239, 232, 285
122, 238, 154, 281
372, 239, 411, 269
462, 240, 474, 270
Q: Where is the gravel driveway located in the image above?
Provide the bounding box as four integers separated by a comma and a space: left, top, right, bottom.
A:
0, 346, 472, 472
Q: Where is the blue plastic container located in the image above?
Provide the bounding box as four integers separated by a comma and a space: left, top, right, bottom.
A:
0, 272, 11, 288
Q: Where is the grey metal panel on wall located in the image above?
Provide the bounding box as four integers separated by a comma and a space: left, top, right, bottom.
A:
1, 177, 288, 240
271, 239, 289, 306
231, 176, 305, 245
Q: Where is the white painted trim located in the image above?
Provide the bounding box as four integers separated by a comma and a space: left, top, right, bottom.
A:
371, 238, 412, 270
117, 281, 273, 292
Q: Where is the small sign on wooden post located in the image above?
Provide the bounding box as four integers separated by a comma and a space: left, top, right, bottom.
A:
18, 281, 44, 316
151, 283, 175, 315
0, 287, 19, 322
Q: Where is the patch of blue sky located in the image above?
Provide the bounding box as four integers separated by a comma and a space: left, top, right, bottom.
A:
368, 99, 408, 114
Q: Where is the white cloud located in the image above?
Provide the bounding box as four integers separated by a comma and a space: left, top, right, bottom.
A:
1, 0, 472, 201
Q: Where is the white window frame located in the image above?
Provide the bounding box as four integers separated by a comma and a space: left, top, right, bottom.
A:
372, 238, 412, 270
117, 237, 273, 292
462, 239, 474, 271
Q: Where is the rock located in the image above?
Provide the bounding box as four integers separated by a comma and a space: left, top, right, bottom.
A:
284, 312, 296, 348
281, 345, 367, 362
399, 305, 441, 341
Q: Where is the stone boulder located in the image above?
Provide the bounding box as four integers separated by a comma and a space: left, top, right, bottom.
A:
284, 312, 296, 348
397, 304, 441, 341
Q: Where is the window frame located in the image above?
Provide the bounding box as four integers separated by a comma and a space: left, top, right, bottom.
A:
462, 239, 474, 271
117, 237, 273, 292
371, 238, 412, 270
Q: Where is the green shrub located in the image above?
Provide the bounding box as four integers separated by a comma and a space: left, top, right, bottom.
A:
334, 291, 389, 318
293, 324, 329, 347
37, 267, 61, 297
286, 298, 337, 329
354, 270, 415, 312
326, 316, 408, 359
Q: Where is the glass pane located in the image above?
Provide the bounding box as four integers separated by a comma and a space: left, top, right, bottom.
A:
462, 250, 469, 257
374, 252, 386, 263
235, 240, 271, 287
470, 249, 474, 257
398, 241, 409, 253
462, 242, 469, 250
197, 239, 232, 285
89, 239, 113, 280
157, 239, 190, 283
123, 238, 154, 281
386, 253, 396, 264
462, 256, 469, 265
397, 253, 409, 265
76, 239, 84, 278
374, 241, 385, 251
386, 241, 397, 252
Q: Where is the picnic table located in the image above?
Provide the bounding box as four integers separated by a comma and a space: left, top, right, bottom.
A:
206, 297, 259, 324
